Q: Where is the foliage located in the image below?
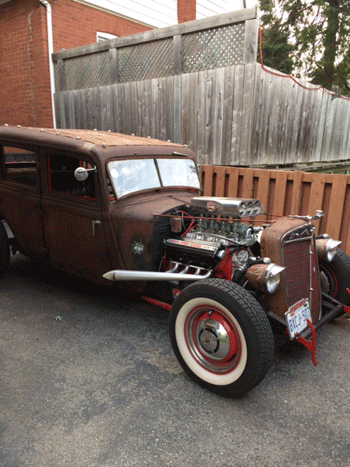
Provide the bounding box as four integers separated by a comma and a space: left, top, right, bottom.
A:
259, 0, 350, 94
259, 15, 294, 74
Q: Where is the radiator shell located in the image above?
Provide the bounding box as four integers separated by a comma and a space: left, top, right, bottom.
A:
260, 217, 321, 323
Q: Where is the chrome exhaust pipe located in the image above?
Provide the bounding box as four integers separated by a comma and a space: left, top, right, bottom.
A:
103, 268, 211, 282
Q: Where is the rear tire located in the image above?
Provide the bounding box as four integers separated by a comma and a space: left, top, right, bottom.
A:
319, 248, 350, 317
0, 222, 9, 279
169, 279, 274, 397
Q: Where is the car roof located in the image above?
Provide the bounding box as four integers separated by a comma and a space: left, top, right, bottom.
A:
0, 126, 196, 161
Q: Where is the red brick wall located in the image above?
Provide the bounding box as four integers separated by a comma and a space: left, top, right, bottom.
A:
0, 0, 150, 128
0, 0, 47, 127
177, 0, 196, 23
51, 0, 150, 52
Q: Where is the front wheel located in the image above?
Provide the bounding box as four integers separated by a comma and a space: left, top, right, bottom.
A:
169, 279, 274, 397
319, 248, 350, 317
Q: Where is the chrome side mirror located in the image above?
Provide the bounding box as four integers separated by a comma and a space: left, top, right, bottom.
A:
74, 166, 96, 181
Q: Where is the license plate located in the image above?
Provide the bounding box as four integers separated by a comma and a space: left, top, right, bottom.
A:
285, 299, 311, 339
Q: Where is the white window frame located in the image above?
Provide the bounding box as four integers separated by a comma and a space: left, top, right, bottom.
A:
96, 32, 119, 42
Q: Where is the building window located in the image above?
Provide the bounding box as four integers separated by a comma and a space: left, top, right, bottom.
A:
96, 32, 118, 42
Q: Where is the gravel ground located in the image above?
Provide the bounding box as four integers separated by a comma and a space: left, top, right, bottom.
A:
1, 254, 350, 467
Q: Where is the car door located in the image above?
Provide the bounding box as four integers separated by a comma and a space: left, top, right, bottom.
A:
40, 149, 112, 283
0, 143, 46, 257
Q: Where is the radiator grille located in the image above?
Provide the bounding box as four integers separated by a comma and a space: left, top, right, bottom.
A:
284, 240, 310, 307
283, 239, 321, 321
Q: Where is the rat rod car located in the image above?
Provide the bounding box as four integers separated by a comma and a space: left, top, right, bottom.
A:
0, 125, 349, 397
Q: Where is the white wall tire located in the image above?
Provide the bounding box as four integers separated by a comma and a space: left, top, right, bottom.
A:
169, 279, 274, 397
174, 297, 248, 386
319, 248, 350, 319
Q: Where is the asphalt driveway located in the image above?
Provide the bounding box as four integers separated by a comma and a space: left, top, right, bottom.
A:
1, 254, 350, 467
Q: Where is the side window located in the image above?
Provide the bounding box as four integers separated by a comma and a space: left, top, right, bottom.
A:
48, 153, 96, 200
1, 145, 37, 187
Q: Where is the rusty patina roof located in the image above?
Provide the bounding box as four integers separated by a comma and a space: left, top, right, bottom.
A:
0, 126, 182, 148
0, 125, 196, 163
29, 128, 183, 147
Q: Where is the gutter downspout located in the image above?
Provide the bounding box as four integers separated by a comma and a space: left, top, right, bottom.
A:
39, 0, 56, 128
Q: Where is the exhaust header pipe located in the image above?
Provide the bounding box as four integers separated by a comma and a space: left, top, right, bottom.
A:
103, 268, 211, 282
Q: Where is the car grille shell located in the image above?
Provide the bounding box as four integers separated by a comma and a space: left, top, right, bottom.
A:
260, 217, 321, 323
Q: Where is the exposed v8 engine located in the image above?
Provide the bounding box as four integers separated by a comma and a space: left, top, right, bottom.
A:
163, 197, 263, 276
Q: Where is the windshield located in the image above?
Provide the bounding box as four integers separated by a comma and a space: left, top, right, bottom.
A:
108, 158, 200, 198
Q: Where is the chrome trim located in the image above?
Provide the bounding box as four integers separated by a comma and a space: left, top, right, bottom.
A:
316, 238, 341, 262
179, 265, 190, 274
281, 233, 322, 321
284, 235, 314, 244
103, 269, 212, 282
288, 210, 324, 222
265, 263, 285, 278
166, 263, 180, 273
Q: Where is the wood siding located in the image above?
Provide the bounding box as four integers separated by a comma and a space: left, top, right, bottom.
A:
73, 0, 178, 28
73, 0, 239, 28
201, 165, 350, 254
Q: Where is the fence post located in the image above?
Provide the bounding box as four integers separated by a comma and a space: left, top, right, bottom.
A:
109, 48, 118, 84
56, 59, 66, 92
243, 17, 259, 64
173, 34, 183, 75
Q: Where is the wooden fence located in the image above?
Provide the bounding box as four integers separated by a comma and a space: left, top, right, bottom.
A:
201, 165, 350, 254
54, 62, 350, 169
249, 66, 350, 167
53, 5, 350, 168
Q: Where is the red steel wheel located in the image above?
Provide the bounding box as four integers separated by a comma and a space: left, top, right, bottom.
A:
185, 305, 243, 375
169, 279, 274, 397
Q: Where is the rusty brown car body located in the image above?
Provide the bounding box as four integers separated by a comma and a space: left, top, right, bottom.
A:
0, 125, 349, 397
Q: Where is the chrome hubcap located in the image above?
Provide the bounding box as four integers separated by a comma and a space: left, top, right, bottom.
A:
197, 317, 232, 358
185, 307, 241, 374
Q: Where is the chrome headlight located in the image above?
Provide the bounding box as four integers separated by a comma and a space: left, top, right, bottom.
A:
316, 239, 342, 262
246, 263, 285, 294
264, 263, 285, 293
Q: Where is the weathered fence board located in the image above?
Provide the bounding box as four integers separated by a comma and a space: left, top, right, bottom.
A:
221, 66, 234, 166
53, 6, 350, 168
55, 66, 350, 170
201, 165, 350, 254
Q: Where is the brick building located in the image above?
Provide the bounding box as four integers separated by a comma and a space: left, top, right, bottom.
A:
0, 0, 240, 128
